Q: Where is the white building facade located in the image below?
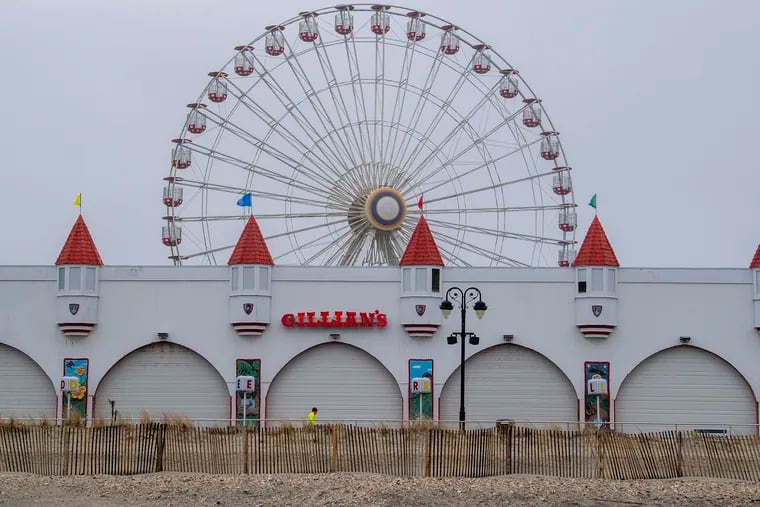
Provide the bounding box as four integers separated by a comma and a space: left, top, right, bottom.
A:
1, 214, 759, 435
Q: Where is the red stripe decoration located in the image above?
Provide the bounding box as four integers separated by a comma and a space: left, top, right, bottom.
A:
57, 323, 95, 337
231, 322, 268, 336
577, 324, 615, 338
403, 323, 439, 338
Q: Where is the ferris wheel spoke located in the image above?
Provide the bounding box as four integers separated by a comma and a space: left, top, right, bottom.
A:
285, 121, 387, 203
171, 210, 348, 222
169, 215, 246, 223
200, 114, 343, 196
385, 45, 420, 169
176, 243, 236, 261
178, 220, 215, 254
280, 39, 362, 172
345, 34, 374, 161
385, 230, 407, 264
313, 38, 367, 165
427, 217, 566, 246
175, 177, 338, 209
435, 242, 474, 267
401, 106, 534, 193
416, 165, 555, 205
382, 37, 417, 168
334, 225, 372, 266
182, 141, 332, 199
304, 224, 360, 266
389, 50, 445, 171
423, 203, 566, 214
265, 217, 347, 242
400, 79, 503, 183
393, 53, 474, 172
400, 77, 505, 176
272, 223, 347, 263
364, 231, 397, 266
224, 83, 348, 185
373, 32, 385, 165
203, 103, 348, 193
226, 80, 350, 185
238, 59, 357, 177
433, 229, 530, 267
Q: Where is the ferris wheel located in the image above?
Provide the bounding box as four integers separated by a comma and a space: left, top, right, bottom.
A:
162, 4, 577, 267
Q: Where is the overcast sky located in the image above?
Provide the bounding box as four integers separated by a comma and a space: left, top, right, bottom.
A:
1, 1, 758, 267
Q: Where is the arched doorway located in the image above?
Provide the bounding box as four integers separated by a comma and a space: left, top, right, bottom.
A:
439, 344, 577, 428
266, 342, 401, 425
95, 342, 229, 426
0, 344, 56, 419
615, 346, 757, 434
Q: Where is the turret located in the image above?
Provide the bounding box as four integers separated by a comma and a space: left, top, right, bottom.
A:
228, 215, 274, 336
55, 216, 103, 337
573, 216, 619, 338
399, 216, 444, 337
751, 244, 760, 334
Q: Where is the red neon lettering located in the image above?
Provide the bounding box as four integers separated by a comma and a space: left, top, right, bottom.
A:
281, 311, 388, 329
359, 312, 374, 327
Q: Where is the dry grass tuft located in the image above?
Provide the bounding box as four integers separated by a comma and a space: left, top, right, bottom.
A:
162, 414, 195, 430
405, 419, 438, 435
63, 411, 85, 427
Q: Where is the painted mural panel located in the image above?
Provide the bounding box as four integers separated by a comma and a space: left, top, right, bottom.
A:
584, 361, 610, 429
63, 358, 89, 419
235, 359, 261, 427
409, 359, 433, 420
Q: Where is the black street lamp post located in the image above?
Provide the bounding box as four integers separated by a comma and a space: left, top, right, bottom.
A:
440, 286, 487, 431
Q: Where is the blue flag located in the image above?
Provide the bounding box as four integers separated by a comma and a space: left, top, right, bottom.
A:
236, 193, 252, 207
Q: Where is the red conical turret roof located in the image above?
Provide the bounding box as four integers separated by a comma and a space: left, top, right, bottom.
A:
400, 216, 444, 266
228, 215, 274, 265
55, 215, 104, 266
750, 244, 760, 268
573, 216, 619, 267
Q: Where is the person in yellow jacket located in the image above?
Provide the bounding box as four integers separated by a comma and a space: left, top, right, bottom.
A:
307, 407, 318, 427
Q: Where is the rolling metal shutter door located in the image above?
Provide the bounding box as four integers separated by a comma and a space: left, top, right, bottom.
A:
0, 344, 56, 419
94, 342, 229, 426
440, 345, 577, 428
266, 343, 401, 426
615, 347, 756, 434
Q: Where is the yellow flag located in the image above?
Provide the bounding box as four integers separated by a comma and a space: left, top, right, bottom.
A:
73, 193, 81, 207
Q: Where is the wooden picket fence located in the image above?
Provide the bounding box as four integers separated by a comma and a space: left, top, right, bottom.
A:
1, 422, 759, 480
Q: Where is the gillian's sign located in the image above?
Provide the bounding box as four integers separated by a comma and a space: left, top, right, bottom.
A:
281, 310, 387, 329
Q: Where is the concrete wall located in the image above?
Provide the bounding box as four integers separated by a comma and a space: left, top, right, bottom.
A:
0, 264, 758, 421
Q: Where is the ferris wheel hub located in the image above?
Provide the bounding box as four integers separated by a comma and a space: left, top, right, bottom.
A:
365, 187, 407, 232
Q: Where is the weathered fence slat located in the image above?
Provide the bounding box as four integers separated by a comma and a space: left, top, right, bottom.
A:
1, 423, 759, 480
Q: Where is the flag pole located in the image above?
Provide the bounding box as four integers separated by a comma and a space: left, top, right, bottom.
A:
73, 193, 82, 215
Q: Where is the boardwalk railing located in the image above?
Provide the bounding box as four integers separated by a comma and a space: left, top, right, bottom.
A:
1, 423, 759, 480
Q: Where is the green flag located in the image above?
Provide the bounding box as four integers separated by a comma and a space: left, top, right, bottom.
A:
588, 194, 597, 209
